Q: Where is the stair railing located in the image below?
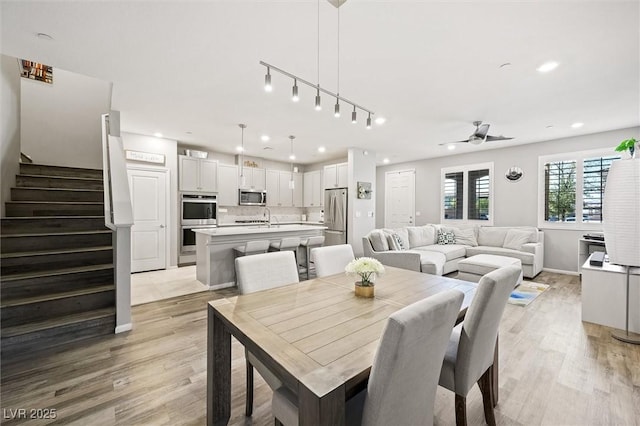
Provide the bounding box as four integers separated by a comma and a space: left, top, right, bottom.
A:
101, 113, 134, 334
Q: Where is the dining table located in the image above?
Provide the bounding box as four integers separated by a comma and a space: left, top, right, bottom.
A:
207, 265, 495, 426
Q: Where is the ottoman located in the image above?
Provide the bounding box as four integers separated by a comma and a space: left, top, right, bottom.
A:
457, 254, 523, 285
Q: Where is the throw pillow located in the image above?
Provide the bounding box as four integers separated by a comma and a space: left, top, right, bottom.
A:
368, 230, 389, 252
386, 232, 408, 250
477, 227, 509, 247
503, 229, 537, 250
452, 227, 478, 247
437, 230, 456, 245
392, 228, 411, 249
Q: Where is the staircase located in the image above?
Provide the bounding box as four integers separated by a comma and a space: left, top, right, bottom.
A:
1, 163, 115, 356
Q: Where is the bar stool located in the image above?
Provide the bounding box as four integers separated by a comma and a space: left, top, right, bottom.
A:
233, 240, 270, 257
299, 235, 325, 279
269, 237, 301, 266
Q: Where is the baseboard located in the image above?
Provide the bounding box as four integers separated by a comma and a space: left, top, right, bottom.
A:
542, 267, 580, 276
115, 323, 133, 334
209, 281, 235, 291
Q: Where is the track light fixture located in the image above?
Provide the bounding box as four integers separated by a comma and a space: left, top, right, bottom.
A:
259, 62, 375, 129
292, 79, 299, 102
264, 67, 272, 92
366, 113, 372, 129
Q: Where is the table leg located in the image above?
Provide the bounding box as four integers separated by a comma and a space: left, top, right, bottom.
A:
492, 334, 499, 407
298, 383, 345, 426
208, 304, 231, 426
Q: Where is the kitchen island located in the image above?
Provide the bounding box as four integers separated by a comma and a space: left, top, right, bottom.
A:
194, 225, 326, 289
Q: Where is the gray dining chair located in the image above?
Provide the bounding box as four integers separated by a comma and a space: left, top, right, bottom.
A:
272, 289, 465, 426
235, 251, 300, 416
438, 265, 521, 426
311, 244, 355, 277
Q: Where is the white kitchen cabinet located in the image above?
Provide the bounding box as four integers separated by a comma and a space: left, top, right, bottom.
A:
266, 169, 300, 207
323, 162, 348, 189
304, 170, 323, 207
217, 164, 238, 206
238, 167, 265, 190
179, 155, 218, 192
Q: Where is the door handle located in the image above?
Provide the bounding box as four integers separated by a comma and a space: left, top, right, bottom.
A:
160, 225, 165, 228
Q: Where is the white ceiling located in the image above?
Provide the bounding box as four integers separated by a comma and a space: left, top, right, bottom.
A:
2, 1, 639, 165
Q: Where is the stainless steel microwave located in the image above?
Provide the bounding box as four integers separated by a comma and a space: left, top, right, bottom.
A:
239, 189, 267, 206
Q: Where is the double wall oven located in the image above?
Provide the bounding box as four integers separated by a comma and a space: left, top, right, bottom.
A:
181, 193, 217, 254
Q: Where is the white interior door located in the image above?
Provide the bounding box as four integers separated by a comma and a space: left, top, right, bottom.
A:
127, 167, 167, 273
385, 170, 415, 228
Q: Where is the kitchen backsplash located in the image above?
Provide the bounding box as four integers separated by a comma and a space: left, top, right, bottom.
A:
218, 206, 324, 224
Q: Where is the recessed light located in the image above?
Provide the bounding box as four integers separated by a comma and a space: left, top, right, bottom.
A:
571, 122, 584, 129
537, 61, 559, 73
447, 145, 456, 151
153, 132, 163, 138
263, 146, 273, 150
499, 62, 512, 68
36, 33, 54, 41
261, 135, 270, 142
185, 131, 193, 134
236, 146, 244, 152
375, 117, 386, 125
289, 154, 296, 160
317, 146, 326, 153
545, 125, 554, 129
382, 158, 390, 164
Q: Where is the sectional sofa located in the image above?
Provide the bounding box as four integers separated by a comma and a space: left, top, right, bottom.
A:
362, 224, 544, 279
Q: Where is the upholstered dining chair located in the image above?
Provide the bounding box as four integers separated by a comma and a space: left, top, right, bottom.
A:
310, 244, 355, 277
235, 251, 300, 416
271, 289, 465, 426
438, 265, 521, 426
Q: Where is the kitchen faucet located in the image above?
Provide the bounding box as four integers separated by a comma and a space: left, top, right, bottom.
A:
263, 207, 271, 227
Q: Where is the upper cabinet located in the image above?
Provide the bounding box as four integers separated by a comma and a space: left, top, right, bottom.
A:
179, 155, 218, 193
323, 162, 348, 189
238, 167, 266, 190
217, 164, 238, 206
304, 170, 323, 207
266, 169, 302, 207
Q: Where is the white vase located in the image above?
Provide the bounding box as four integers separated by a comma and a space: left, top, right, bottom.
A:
602, 158, 640, 267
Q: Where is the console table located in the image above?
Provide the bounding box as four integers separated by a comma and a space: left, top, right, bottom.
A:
578, 238, 606, 275
581, 254, 640, 333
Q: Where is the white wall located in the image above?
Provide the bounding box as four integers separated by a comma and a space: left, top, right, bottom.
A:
376, 127, 639, 273
1, 54, 21, 218
122, 132, 179, 268
348, 148, 377, 256
20, 68, 111, 169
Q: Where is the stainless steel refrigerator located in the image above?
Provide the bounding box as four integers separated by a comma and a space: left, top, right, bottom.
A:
324, 188, 347, 246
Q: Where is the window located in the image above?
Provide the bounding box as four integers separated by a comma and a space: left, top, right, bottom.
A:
538, 150, 620, 228
441, 162, 493, 224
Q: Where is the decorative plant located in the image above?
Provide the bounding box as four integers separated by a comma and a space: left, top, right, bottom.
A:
345, 257, 385, 286
615, 138, 638, 158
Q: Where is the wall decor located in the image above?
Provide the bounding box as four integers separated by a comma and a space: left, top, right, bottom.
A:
125, 150, 165, 164
357, 181, 372, 199
505, 166, 524, 182
20, 59, 53, 84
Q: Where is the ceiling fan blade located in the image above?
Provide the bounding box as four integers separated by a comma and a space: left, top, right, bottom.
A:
438, 139, 470, 146
485, 135, 514, 142
474, 124, 490, 139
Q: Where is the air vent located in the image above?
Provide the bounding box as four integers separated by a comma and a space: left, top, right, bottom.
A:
263, 146, 273, 150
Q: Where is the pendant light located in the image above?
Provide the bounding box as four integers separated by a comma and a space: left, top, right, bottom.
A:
289, 135, 296, 189
239, 124, 247, 187
334, 6, 341, 118
264, 67, 272, 92
292, 79, 299, 102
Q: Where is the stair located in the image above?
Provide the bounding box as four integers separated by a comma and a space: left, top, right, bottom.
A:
1, 163, 115, 357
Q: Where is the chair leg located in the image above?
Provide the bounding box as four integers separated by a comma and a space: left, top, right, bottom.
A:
454, 394, 467, 426
479, 366, 497, 426
492, 335, 499, 407
245, 360, 254, 416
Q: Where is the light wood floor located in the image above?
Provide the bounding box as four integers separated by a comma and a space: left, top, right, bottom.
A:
1, 272, 638, 425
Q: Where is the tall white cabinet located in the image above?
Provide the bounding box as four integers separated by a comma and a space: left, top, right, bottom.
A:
323, 162, 348, 189
179, 155, 218, 192
304, 170, 323, 207
217, 164, 238, 206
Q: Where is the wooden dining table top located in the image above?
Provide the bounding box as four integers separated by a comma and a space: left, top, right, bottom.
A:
208, 266, 477, 402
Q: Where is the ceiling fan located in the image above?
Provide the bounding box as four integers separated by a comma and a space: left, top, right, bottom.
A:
440, 121, 514, 146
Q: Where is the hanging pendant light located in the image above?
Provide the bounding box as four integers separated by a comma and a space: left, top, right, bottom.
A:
264, 68, 272, 92
239, 124, 247, 187
292, 79, 299, 102
289, 135, 296, 189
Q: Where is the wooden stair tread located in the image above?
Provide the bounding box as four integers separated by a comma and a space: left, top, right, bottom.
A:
1, 285, 114, 308
6, 200, 104, 205
0, 264, 114, 282
20, 164, 103, 173
1, 245, 113, 259
11, 187, 104, 192
1, 307, 115, 338
1, 230, 111, 238
17, 174, 103, 182
2, 215, 105, 219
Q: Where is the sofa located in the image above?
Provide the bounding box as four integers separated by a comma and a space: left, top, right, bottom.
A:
362, 224, 544, 279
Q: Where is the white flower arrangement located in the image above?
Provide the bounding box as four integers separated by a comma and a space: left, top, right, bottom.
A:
345, 257, 385, 286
